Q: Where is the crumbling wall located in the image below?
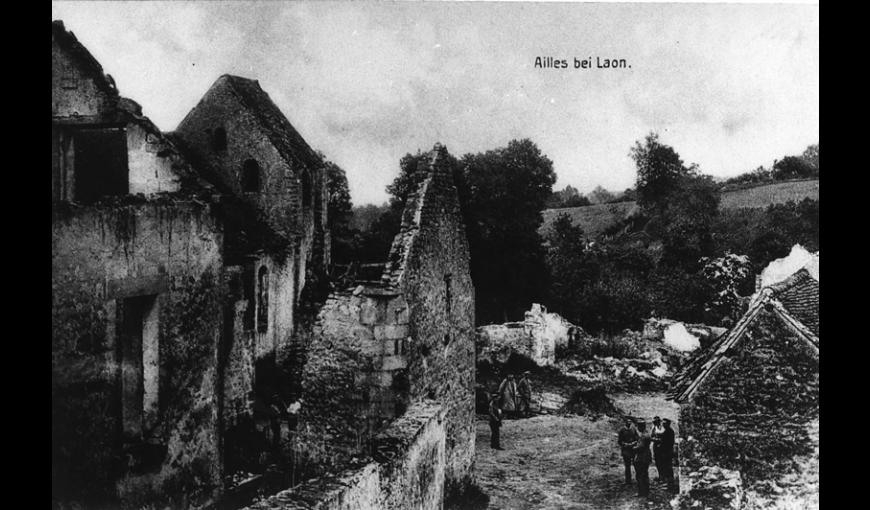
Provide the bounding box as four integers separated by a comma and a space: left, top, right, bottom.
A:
52, 22, 118, 119
52, 200, 225, 508
126, 122, 183, 195
245, 401, 446, 510
477, 304, 578, 366
385, 144, 476, 491
294, 287, 411, 475
678, 311, 818, 507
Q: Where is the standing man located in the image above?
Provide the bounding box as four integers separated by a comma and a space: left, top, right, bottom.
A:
617, 417, 639, 484
651, 416, 665, 481
488, 392, 504, 450
517, 372, 532, 418
498, 373, 518, 418
633, 419, 653, 498
659, 418, 677, 490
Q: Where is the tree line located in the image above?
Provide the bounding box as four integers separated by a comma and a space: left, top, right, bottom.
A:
324, 134, 819, 333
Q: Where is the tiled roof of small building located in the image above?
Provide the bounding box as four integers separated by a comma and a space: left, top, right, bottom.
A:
668, 287, 819, 403
769, 269, 819, 336
219, 75, 324, 173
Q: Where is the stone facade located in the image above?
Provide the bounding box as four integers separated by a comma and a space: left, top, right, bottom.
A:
52, 20, 330, 509
294, 144, 476, 494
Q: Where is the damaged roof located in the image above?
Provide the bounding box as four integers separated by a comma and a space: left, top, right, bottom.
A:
668, 287, 819, 403
768, 269, 819, 337
52, 20, 119, 99
218, 75, 324, 172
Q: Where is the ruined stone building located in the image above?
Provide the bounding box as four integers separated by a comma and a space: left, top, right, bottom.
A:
53, 20, 475, 510
52, 20, 329, 508
669, 265, 819, 508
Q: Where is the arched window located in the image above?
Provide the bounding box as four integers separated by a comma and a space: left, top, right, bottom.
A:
257, 266, 269, 333
301, 171, 312, 208
212, 127, 227, 151
241, 159, 261, 192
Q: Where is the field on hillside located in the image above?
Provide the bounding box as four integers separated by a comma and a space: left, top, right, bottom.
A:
540, 180, 819, 238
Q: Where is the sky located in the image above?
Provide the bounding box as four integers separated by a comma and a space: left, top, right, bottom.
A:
52, 1, 819, 206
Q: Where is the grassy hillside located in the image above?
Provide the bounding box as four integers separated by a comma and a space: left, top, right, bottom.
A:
540, 179, 819, 237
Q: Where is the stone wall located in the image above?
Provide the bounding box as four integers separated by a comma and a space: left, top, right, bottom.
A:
477, 304, 578, 366
677, 311, 818, 507
245, 401, 446, 510
52, 199, 225, 507
293, 285, 411, 475
387, 145, 476, 490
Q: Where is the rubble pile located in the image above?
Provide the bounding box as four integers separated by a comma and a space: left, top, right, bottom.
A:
679, 465, 743, 510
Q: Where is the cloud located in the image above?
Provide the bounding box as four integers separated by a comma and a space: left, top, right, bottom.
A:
52, 2, 818, 205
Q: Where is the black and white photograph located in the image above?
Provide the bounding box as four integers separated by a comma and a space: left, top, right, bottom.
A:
51, 1, 819, 509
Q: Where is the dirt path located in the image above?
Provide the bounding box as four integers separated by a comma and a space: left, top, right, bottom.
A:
469, 393, 678, 510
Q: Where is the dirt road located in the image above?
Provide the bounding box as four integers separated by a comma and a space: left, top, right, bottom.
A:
470, 393, 679, 510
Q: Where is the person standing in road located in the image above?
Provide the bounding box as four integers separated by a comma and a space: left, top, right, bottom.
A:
617, 417, 639, 484
659, 418, 677, 490
497, 373, 518, 418
517, 371, 532, 418
633, 419, 653, 498
651, 416, 665, 481
488, 392, 504, 450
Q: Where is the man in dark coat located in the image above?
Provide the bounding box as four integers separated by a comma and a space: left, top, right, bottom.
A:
488, 392, 504, 450
633, 419, 653, 498
517, 372, 532, 418
651, 416, 664, 481
617, 417, 638, 484
659, 418, 676, 490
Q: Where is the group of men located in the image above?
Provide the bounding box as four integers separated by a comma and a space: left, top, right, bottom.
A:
617, 416, 676, 497
488, 372, 533, 450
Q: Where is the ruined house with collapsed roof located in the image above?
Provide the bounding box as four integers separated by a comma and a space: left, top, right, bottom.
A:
52, 20, 475, 510
669, 260, 819, 508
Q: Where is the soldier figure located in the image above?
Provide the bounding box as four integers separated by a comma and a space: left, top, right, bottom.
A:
651, 416, 665, 480
659, 418, 677, 490
488, 392, 504, 450
617, 417, 639, 484
633, 419, 653, 498
517, 371, 532, 418
498, 373, 518, 418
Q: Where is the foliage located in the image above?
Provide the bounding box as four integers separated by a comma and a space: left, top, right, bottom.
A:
319, 153, 356, 264
588, 185, 616, 204
547, 185, 592, 208
460, 139, 557, 323
772, 155, 817, 181
699, 252, 753, 324
630, 132, 696, 214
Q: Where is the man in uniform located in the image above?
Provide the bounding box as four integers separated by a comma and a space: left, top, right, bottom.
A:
517, 371, 532, 418
633, 419, 653, 498
617, 417, 639, 484
497, 373, 518, 418
488, 392, 504, 450
659, 418, 676, 490
651, 416, 665, 481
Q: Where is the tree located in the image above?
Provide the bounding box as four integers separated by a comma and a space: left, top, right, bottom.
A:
460, 139, 557, 323
545, 214, 596, 319
589, 185, 616, 204
801, 143, 819, 171
318, 153, 356, 265
699, 252, 753, 324
547, 185, 591, 208
630, 132, 694, 214
772, 155, 816, 180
